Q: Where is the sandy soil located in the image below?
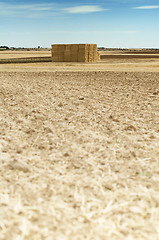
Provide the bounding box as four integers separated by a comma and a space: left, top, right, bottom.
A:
1, 68, 159, 240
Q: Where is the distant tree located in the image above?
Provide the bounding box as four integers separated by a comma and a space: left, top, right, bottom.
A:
0, 46, 9, 49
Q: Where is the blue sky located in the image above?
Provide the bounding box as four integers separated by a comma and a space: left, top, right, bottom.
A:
1, 0, 159, 48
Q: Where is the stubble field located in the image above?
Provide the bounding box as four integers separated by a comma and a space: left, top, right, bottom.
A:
0, 51, 159, 240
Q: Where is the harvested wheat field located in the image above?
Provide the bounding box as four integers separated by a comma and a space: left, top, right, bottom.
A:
0, 54, 159, 239
0, 50, 51, 60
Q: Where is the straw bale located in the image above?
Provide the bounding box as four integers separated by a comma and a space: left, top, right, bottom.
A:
55, 54, 64, 62
71, 55, 78, 61
88, 44, 97, 63
64, 57, 70, 62
71, 44, 79, 52
57, 47, 65, 53
79, 44, 86, 50
77, 55, 85, 62
96, 51, 100, 61
51, 44, 99, 62
65, 45, 71, 51
64, 53, 71, 62
52, 45, 59, 51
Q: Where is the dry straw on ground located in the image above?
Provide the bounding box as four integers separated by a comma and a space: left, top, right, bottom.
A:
1, 69, 159, 240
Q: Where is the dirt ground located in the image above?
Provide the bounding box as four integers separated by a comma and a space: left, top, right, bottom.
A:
0, 54, 159, 239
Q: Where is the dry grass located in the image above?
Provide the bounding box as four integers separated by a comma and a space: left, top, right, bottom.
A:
0, 53, 159, 239
0, 57, 51, 64
0, 50, 51, 59
0, 50, 52, 64
1, 50, 159, 72
100, 54, 159, 59
1, 60, 159, 73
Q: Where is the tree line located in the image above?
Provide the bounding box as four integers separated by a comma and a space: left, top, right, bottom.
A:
0, 46, 9, 49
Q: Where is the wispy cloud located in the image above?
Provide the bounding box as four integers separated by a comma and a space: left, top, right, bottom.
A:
0, 2, 57, 9
65, 5, 106, 14
133, 5, 159, 10
39, 30, 139, 35
0, 2, 58, 18
0, 2, 106, 18
113, 30, 139, 34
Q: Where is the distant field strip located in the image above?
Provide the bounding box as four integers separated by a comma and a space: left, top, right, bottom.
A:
100, 54, 159, 59
1, 54, 159, 64
0, 57, 52, 64
124, 51, 159, 54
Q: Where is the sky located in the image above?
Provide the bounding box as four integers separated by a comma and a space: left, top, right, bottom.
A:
0, 0, 159, 48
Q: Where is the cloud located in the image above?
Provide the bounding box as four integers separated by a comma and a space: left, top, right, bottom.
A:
133, 5, 159, 9
65, 5, 106, 14
0, 2, 106, 18
0, 2, 55, 10
0, 2, 59, 18
39, 30, 139, 35
113, 30, 139, 34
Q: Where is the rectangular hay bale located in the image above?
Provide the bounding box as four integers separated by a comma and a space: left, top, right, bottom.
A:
51, 44, 98, 62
